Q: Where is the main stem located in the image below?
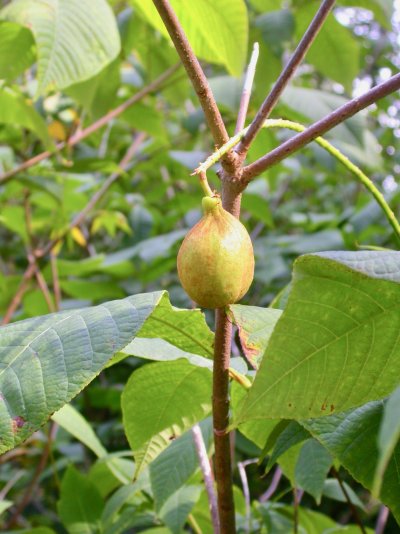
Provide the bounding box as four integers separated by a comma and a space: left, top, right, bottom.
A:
213, 308, 236, 534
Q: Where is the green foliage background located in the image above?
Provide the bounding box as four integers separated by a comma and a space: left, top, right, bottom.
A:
0, 0, 399, 532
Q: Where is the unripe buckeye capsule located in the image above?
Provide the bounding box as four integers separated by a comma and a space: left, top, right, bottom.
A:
177, 196, 254, 308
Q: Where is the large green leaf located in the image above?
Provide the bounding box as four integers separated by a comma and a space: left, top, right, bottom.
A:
0, 21, 35, 81
295, 2, 360, 91
234, 252, 400, 425
0, 86, 52, 149
303, 401, 400, 523
121, 359, 212, 476
1, 0, 120, 95
129, 0, 248, 76
0, 291, 166, 454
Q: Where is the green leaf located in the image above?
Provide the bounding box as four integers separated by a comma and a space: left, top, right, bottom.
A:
281, 86, 367, 148
295, 439, 333, 504
373, 386, 400, 495
66, 59, 120, 119
0, 86, 52, 149
229, 304, 282, 368
150, 419, 212, 511
122, 102, 167, 140
58, 465, 103, 533
159, 485, 202, 534
322, 479, 366, 511
124, 294, 214, 359
234, 252, 400, 424
120, 338, 213, 369
59, 279, 125, 301
0, 291, 165, 454
295, 2, 360, 91
121, 359, 212, 476
129, 0, 248, 76
52, 403, 107, 458
231, 381, 280, 450
241, 192, 274, 228
303, 401, 400, 523
0, 500, 12, 516
266, 421, 310, 472
1, 0, 120, 95
0, 21, 35, 81
101, 472, 151, 530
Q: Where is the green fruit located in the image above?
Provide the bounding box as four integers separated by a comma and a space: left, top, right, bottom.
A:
177, 196, 254, 308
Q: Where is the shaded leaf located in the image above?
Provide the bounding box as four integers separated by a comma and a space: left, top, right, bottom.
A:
58, 465, 103, 533
373, 386, 400, 495
159, 485, 202, 534
303, 401, 400, 523
150, 418, 212, 511
295, 439, 333, 504
0, 86, 52, 149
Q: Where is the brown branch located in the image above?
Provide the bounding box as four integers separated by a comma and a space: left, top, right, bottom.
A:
1, 263, 36, 325
236, 0, 336, 157
50, 252, 61, 311
213, 309, 236, 533
242, 73, 400, 182
35, 268, 55, 313
1, 134, 145, 324
5, 422, 58, 529
152, 0, 238, 174
191, 424, 220, 534
236, 0, 335, 160
235, 43, 259, 135
332, 467, 367, 534
0, 63, 180, 185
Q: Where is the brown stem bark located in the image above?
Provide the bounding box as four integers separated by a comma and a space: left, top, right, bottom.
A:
242, 73, 400, 181
213, 309, 236, 533
152, 0, 238, 174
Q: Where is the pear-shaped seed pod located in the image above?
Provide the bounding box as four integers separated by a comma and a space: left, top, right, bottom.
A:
177, 196, 254, 309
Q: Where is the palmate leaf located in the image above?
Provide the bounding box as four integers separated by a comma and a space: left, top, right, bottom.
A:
234, 251, 400, 425
1, 0, 120, 95
0, 291, 169, 455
